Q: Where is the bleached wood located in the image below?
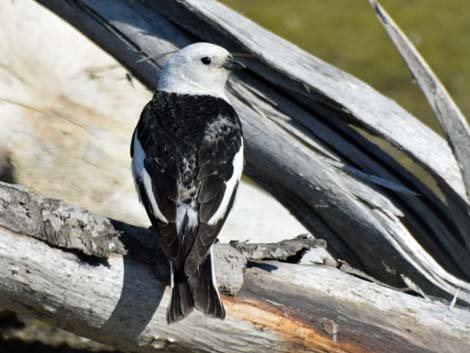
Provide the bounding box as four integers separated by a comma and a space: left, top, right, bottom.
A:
32, 0, 470, 303
229, 234, 326, 262
150, 0, 467, 201
369, 0, 470, 250
0, 182, 469, 353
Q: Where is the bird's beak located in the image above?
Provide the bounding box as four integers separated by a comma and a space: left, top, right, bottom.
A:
223, 56, 246, 71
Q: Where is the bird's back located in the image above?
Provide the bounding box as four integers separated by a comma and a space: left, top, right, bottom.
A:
131, 90, 243, 322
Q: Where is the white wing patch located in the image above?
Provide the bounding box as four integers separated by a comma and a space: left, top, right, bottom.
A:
132, 133, 168, 223
207, 141, 244, 225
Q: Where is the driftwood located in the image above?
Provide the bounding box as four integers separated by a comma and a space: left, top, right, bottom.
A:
369, 0, 470, 251
32, 0, 470, 305
229, 235, 326, 262
369, 0, 470, 195
1, 181, 469, 353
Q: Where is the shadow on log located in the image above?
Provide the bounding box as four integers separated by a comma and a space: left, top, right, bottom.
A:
0, 181, 469, 353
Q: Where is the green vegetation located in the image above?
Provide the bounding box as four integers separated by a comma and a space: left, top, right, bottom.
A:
221, 0, 470, 134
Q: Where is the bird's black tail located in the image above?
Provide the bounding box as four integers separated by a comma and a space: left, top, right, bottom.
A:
166, 266, 194, 324
189, 251, 225, 319
166, 251, 225, 324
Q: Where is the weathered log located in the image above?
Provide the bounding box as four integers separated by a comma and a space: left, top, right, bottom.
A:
32, 0, 470, 304
1, 181, 469, 353
154, 0, 467, 200
229, 235, 326, 262
369, 0, 470, 251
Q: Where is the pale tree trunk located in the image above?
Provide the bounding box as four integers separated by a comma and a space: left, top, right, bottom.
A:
1, 182, 469, 353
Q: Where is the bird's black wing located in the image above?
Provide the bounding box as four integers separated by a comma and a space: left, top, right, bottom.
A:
133, 92, 243, 277
184, 102, 243, 277
132, 100, 182, 268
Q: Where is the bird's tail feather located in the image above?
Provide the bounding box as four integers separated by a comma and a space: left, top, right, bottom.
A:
166, 266, 194, 324
166, 251, 225, 323
188, 250, 225, 319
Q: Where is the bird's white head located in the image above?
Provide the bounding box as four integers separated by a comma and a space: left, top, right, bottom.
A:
158, 43, 241, 101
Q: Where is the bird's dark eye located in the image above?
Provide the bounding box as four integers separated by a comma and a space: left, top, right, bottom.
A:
201, 57, 211, 65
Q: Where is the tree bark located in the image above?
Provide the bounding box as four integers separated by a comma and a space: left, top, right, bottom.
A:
1, 181, 469, 353
30, 0, 470, 305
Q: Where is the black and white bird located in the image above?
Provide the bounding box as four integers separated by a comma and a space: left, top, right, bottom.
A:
131, 43, 244, 323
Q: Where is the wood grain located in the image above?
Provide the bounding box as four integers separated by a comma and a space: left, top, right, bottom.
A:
369, 0, 470, 251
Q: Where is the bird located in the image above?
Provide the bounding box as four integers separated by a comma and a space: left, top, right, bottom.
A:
131, 42, 244, 324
